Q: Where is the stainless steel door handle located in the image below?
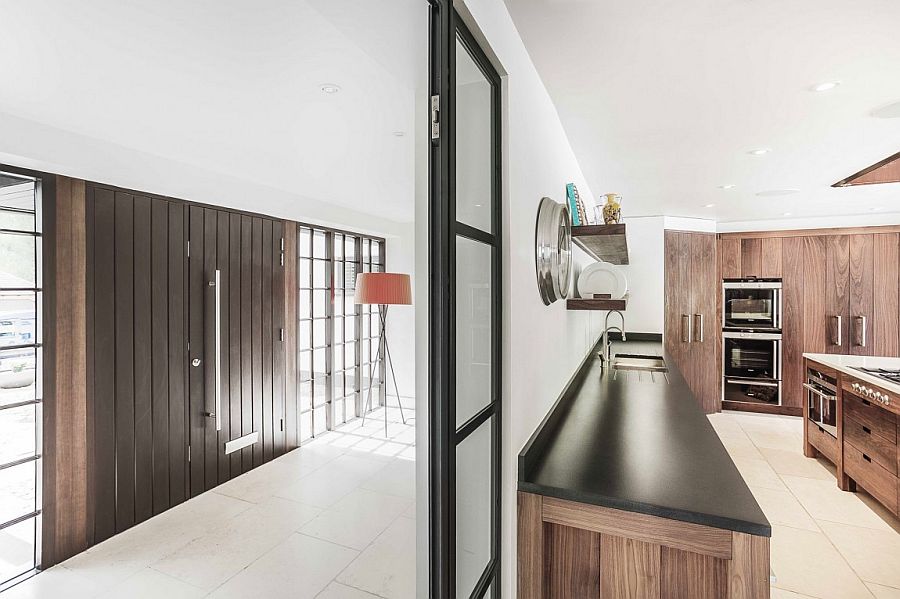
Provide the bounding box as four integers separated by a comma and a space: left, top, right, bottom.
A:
681, 314, 692, 343
210, 269, 222, 431
694, 313, 704, 343
854, 315, 867, 347
832, 315, 842, 347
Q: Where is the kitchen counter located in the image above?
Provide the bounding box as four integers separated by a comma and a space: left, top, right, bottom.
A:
804, 352, 900, 395
518, 338, 771, 537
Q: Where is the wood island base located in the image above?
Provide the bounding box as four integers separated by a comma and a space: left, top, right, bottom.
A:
517, 492, 770, 599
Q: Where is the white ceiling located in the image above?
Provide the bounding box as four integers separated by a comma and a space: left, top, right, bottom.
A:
503, 0, 900, 223
0, 0, 426, 223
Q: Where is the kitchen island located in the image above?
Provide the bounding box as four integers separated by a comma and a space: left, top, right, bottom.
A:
518, 339, 771, 598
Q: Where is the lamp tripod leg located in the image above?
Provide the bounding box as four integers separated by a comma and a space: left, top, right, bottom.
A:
381, 317, 407, 425
361, 316, 384, 429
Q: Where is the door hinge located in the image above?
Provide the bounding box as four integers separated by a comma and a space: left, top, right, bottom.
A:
430, 95, 440, 140
279, 328, 284, 341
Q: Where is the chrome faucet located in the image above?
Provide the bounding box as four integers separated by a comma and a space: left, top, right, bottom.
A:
599, 310, 626, 368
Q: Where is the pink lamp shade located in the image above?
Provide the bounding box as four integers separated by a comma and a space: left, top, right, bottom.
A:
354, 273, 412, 306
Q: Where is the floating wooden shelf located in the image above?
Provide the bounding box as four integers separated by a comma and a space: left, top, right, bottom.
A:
571, 223, 629, 265
566, 297, 627, 311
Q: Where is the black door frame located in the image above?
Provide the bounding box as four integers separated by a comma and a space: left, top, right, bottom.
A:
429, 3, 503, 597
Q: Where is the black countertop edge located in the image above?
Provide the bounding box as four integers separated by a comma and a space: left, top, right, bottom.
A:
517, 482, 772, 538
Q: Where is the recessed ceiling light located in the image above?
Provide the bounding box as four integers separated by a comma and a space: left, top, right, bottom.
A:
811, 81, 841, 92
783, 212, 793, 217
320, 84, 341, 94
704, 203, 715, 208
748, 148, 771, 156
392, 131, 405, 137
870, 207, 882, 212
718, 184, 736, 190
474, 204, 483, 208
756, 189, 800, 197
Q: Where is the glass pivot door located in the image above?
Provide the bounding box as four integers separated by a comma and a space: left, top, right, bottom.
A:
429, 4, 502, 598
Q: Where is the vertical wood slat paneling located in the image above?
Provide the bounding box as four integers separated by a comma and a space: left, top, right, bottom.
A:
42, 176, 90, 566
262, 220, 274, 462
229, 213, 243, 474
873, 233, 900, 357
781, 237, 805, 409
133, 196, 153, 524
217, 211, 232, 483
600, 535, 661, 598
151, 200, 170, 514
168, 203, 187, 506
740, 238, 762, 278
240, 216, 253, 473
544, 523, 600, 599
759, 237, 782, 278
188, 205, 205, 495
114, 192, 136, 531
283, 222, 299, 450
825, 235, 850, 354
691, 233, 718, 413
849, 234, 874, 356
251, 218, 264, 467
91, 187, 117, 542
203, 208, 218, 490
273, 220, 286, 456
803, 236, 827, 354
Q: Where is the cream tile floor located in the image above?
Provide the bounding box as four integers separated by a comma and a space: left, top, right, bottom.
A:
5, 406, 416, 599
710, 411, 900, 599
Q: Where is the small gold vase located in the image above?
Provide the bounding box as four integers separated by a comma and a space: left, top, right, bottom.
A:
602, 194, 621, 224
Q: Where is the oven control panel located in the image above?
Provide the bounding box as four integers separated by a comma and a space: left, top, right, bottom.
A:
843, 377, 900, 417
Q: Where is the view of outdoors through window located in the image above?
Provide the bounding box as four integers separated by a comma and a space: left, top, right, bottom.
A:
297, 225, 385, 442
0, 172, 41, 586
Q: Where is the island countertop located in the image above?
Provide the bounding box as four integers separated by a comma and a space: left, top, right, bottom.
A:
518, 339, 771, 537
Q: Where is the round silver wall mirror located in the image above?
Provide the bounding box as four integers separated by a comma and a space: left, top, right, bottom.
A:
535, 197, 572, 305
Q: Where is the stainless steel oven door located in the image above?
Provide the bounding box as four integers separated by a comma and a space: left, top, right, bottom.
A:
723, 281, 782, 330
724, 377, 781, 405
804, 381, 837, 437
723, 331, 781, 380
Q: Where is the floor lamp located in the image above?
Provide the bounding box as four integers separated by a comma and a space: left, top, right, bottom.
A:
355, 272, 411, 435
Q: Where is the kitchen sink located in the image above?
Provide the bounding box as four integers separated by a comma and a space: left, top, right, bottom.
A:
611, 354, 668, 382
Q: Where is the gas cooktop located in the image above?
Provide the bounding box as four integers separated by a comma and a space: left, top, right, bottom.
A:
853, 367, 900, 385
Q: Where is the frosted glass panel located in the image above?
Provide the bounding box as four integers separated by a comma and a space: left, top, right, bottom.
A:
454, 36, 493, 234
455, 237, 492, 427
456, 419, 492, 597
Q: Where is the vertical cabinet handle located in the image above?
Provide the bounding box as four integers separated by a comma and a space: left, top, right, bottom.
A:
693, 313, 704, 343
831, 315, 842, 347
854, 315, 867, 348
681, 314, 693, 343
206, 269, 222, 431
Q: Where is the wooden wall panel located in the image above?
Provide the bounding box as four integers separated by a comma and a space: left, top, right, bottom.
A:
202, 207, 218, 491
133, 196, 153, 524
114, 192, 136, 530
167, 203, 187, 506
802, 236, 827, 354
283, 221, 299, 450
600, 535, 661, 598
517, 492, 543, 599
251, 217, 264, 467
873, 233, 899, 357
229, 213, 243, 474
262, 220, 274, 462
691, 233, 718, 413
721, 238, 742, 278
740, 239, 762, 278
849, 234, 874, 356
825, 235, 850, 354
660, 546, 727, 599
240, 215, 253, 473
150, 200, 171, 514
781, 237, 805, 410
42, 176, 90, 566
760, 238, 783, 278
216, 211, 232, 484
188, 205, 206, 496
544, 523, 600, 599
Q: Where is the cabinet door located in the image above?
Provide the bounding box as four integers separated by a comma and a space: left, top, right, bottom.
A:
664, 232, 692, 381
760, 238, 783, 278
740, 238, 762, 278
690, 233, 718, 413
873, 233, 900, 357
720, 237, 742, 279
849, 234, 874, 356
825, 235, 850, 354
781, 237, 805, 409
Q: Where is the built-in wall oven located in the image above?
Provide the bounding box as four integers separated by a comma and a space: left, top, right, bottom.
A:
805, 366, 837, 437
722, 330, 782, 405
723, 279, 782, 331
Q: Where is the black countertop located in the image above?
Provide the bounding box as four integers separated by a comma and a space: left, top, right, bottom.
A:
518, 339, 771, 537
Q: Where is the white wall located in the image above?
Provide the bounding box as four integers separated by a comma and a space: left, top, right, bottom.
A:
383, 222, 416, 398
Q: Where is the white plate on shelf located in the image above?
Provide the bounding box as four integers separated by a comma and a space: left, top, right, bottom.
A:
577, 261, 628, 299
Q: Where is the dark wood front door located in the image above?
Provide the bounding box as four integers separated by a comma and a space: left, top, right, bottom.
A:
88, 186, 287, 542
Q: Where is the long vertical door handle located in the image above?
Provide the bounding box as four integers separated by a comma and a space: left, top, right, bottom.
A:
681, 314, 692, 343
207, 269, 222, 431
694, 313, 704, 343
833, 315, 842, 347
854, 315, 867, 347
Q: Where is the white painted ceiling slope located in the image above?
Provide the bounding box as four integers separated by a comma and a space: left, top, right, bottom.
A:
503, 0, 900, 223
0, 0, 425, 223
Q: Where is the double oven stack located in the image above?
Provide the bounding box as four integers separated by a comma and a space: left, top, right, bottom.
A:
722, 278, 783, 407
